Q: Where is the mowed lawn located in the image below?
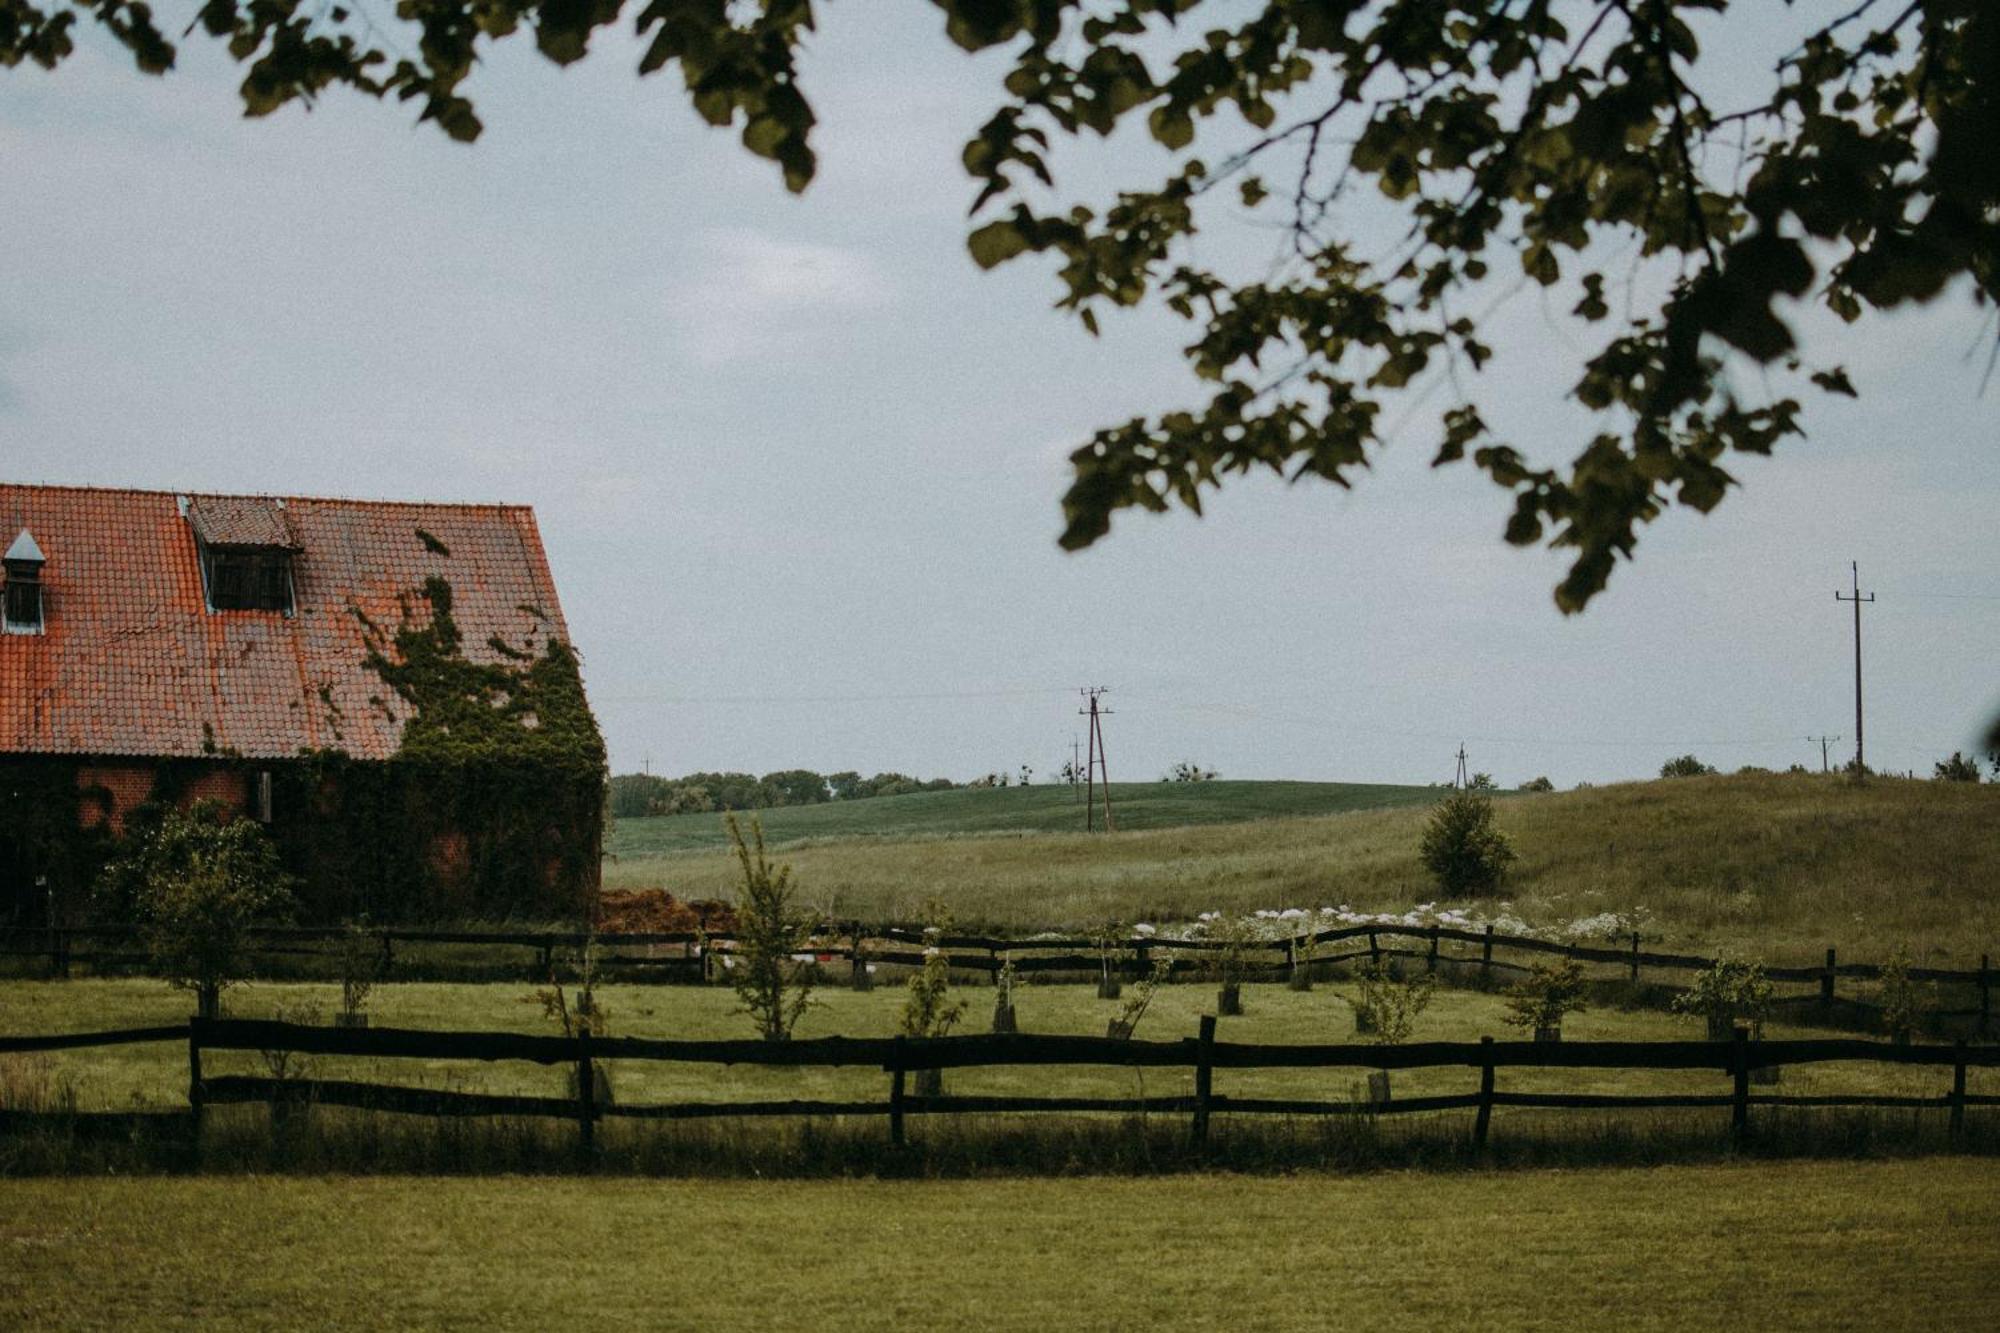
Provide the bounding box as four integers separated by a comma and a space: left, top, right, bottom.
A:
3, 1161, 1996, 1330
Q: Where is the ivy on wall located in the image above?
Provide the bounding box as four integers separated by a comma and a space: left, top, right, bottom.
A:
286, 572, 608, 921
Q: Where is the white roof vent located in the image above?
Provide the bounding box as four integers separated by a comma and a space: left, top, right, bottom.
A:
4, 529, 45, 565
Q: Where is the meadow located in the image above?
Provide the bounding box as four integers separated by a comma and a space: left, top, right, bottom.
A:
604, 773, 2000, 966
4, 1161, 1997, 1330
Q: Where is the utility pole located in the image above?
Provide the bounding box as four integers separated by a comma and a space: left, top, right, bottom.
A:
1069, 734, 1083, 803
1454, 743, 1469, 790
1834, 562, 1875, 773
1807, 735, 1840, 773
1079, 688, 1115, 832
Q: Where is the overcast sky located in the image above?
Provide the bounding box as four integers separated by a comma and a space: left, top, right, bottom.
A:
5, 8, 1996, 788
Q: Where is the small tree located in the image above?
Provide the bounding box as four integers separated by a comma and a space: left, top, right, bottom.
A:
1418, 792, 1516, 897
722, 814, 820, 1042
1503, 960, 1589, 1038
103, 802, 294, 1019
1933, 752, 1982, 783
1518, 776, 1554, 793
1165, 761, 1218, 782
1660, 755, 1717, 778
1201, 912, 1256, 1015
1465, 772, 1497, 791
336, 918, 381, 1027
901, 904, 968, 1096
1875, 946, 1932, 1044
1107, 955, 1173, 1039
1672, 959, 1773, 1039
1344, 961, 1436, 1047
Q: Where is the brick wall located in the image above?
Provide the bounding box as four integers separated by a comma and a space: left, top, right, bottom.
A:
75, 762, 248, 834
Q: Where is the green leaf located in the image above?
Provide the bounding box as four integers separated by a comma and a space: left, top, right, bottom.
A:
967, 219, 1030, 270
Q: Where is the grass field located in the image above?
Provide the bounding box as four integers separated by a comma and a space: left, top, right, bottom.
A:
8, 976, 1986, 1117
604, 773, 2000, 966
3, 1160, 1996, 1329
607, 778, 1442, 855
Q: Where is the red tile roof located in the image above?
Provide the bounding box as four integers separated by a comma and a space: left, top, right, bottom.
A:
0, 483, 578, 762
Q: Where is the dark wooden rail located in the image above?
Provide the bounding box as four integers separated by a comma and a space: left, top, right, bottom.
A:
5, 1018, 1992, 1155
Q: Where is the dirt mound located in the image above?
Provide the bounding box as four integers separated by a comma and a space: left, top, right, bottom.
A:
596, 889, 736, 934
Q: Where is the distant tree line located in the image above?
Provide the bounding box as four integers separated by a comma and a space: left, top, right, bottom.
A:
608, 770, 960, 819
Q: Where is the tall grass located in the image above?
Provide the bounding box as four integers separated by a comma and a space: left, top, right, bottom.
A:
609, 773, 2000, 964
5, 1098, 1993, 1179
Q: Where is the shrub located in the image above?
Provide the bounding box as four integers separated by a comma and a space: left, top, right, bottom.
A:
534, 934, 609, 1038
1503, 960, 1589, 1032
1875, 946, 1932, 1043
1659, 754, 1716, 778
721, 814, 820, 1042
1465, 772, 1497, 791
1933, 752, 1982, 782
1518, 776, 1554, 792
1672, 959, 1773, 1038
1343, 960, 1435, 1046
336, 919, 381, 1025
1418, 792, 1516, 897
901, 903, 967, 1041
1165, 761, 1218, 782
100, 801, 295, 1019
1108, 956, 1174, 1039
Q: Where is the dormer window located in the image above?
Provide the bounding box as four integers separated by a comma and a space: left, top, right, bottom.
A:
201, 545, 294, 612
3, 529, 44, 634
184, 494, 299, 615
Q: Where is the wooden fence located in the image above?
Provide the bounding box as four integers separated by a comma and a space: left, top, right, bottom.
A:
4, 921, 1992, 1032
2, 1019, 1995, 1154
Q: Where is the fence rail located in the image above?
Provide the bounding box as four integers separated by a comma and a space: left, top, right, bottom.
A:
4, 1019, 1994, 1155
3, 922, 1993, 1031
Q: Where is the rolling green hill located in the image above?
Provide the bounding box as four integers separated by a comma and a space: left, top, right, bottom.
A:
606, 779, 1443, 856
602, 774, 2000, 965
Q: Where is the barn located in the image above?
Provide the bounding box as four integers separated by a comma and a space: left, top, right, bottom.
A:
0, 483, 605, 926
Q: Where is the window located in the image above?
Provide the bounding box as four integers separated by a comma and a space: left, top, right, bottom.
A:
3, 529, 43, 634
2, 573, 39, 633
202, 546, 293, 613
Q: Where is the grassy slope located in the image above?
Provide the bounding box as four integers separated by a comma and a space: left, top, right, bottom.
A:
5, 1162, 1998, 1329
608, 779, 1441, 856
605, 773, 2000, 964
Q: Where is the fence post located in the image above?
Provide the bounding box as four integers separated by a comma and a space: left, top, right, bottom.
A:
1473, 1035, 1495, 1152
1979, 955, 1991, 1039
1192, 1014, 1216, 1149
1426, 927, 1439, 975
1950, 1040, 1967, 1139
1629, 932, 1640, 984
889, 1036, 907, 1148
1731, 1024, 1750, 1143
851, 922, 867, 989
1481, 925, 1493, 981
1135, 939, 1150, 983
575, 1028, 596, 1158
1368, 931, 1380, 969
52, 926, 70, 980
379, 931, 395, 980
187, 1017, 206, 1149
1820, 947, 1836, 1012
